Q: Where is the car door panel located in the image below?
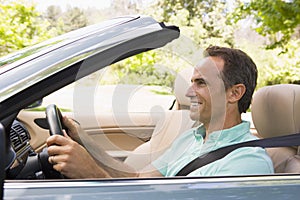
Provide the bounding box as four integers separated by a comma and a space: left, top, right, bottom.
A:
17, 110, 162, 159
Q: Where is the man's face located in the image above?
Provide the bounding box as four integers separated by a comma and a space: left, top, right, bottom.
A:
185, 56, 227, 124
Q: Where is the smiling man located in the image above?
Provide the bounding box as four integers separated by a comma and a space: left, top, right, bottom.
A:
152, 46, 274, 176
47, 46, 274, 178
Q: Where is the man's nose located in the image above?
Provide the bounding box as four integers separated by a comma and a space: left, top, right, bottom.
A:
186, 86, 196, 97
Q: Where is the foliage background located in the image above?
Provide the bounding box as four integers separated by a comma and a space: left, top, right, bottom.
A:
0, 0, 299, 90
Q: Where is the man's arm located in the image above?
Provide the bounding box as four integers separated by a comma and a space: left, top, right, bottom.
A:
83, 138, 163, 178
46, 117, 163, 179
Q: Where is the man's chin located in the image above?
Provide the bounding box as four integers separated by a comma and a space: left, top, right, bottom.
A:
189, 113, 200, 121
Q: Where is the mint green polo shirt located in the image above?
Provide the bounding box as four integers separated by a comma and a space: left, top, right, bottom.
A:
152, 121, 274, 177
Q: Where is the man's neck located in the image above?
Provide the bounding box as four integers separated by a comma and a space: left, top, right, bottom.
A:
203, 115, 242, 142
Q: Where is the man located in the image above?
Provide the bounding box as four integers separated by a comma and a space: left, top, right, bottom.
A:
46, 46, 274, 178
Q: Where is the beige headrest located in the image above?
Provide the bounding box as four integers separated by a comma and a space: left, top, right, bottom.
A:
174, 67, 193, 109
252, 84, 300, 138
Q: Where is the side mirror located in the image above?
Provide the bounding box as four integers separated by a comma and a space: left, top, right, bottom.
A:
0, 123, 6, 199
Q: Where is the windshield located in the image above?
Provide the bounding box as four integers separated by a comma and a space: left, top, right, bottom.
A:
0, 16, 137, 72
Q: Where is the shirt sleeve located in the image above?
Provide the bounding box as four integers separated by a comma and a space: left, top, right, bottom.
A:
151, 144, 174, 176
151, 128, 195, 176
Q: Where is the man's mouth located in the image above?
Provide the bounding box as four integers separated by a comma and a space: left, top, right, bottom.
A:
190, 101, 201, 107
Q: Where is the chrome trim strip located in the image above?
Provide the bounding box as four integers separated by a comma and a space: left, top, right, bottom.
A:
5, 175, 300, 189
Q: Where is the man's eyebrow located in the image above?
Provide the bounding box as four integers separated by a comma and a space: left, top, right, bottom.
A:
191, 77, 207, 84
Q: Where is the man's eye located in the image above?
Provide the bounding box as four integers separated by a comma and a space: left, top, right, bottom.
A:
195, 79, 206, 86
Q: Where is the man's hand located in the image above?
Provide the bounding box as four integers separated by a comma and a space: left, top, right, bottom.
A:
46, 133, 110, 178
62, 116, 82, 144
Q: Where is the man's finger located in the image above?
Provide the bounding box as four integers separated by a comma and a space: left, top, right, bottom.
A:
46, 134, 69, 146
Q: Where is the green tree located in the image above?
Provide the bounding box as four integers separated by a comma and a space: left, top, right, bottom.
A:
110, 0, 140, 16
231, 0, 300, 85
44, 5, 65, 35
262, 40, 300, 85
43, 6, 88, 34
149, 0, 238, 47
0, 1, 55, 56
105, 0, 239, 88
62, 6, 88, 32
107, 50, 178, 89
234, 0, 300, 50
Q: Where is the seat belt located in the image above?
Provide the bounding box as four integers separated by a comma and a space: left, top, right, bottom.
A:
176, 133, 300, 176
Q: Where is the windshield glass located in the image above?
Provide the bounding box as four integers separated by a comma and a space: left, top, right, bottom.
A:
0, 16, 137, 72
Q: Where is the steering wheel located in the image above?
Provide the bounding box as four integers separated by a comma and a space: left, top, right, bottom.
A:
7, 104, 67, 179
46, 104, 65, 136
38, 104, 66, 179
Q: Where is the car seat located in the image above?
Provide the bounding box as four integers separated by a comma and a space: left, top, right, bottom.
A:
251, 84, 300, 173
124, 67, 196, 170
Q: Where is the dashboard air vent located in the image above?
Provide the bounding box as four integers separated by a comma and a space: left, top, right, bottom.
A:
10, 121, 30, 152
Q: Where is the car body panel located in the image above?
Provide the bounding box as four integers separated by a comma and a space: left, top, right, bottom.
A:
4, 176, 300, 199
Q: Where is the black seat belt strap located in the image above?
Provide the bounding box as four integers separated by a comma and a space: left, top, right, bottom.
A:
176, 133, 300, 176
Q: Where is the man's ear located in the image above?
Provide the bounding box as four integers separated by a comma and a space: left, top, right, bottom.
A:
228, 84, 246, 103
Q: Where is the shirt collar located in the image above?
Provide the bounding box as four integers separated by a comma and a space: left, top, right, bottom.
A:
193, 121, 251, 143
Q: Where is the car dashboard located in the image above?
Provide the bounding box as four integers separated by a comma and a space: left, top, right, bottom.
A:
6, 119, 37, 179
10, 120, 32, 159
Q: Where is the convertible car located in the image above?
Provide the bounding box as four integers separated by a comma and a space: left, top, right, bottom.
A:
1, 15, 300, 199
